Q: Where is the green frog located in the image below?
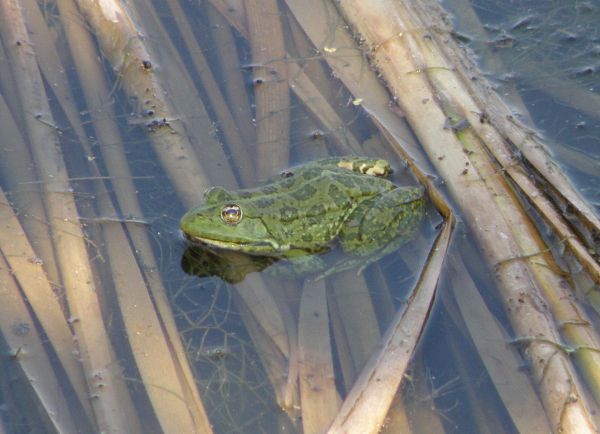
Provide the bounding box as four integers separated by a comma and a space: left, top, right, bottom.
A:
180, 156, 426, 280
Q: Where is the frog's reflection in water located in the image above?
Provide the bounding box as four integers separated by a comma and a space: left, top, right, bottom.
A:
181, 245, 276, 284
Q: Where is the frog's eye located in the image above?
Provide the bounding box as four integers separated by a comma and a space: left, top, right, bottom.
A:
220, 204, 243, 225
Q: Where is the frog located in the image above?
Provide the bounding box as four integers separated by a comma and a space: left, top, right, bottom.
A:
180, 156, 426, 280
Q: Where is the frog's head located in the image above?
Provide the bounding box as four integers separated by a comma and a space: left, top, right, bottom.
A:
180, 187, 279, 255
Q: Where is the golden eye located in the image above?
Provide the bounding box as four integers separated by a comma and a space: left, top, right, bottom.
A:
220, 204, 242, 225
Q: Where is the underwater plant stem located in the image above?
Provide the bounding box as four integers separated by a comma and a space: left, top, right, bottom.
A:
77, 0, 303, 422
0, 183, 94, 424
0, 91, 62, 299
330, 271, 381, 372
165, 0, 257, 186
284, 0, 429, 169
244, 0, 291, 174
57, 0, 217, 430
206, 3, 258, 168
0, 250, 80, 434
448, 256, 552, 433
298, 280, 341, 433
0, 0, 140, 431
75, 0, 211, 207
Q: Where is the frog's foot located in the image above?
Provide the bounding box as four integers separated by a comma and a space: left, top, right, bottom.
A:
293, 156, 393, 178
312, 237, 410, 281
334, 157, 392, 178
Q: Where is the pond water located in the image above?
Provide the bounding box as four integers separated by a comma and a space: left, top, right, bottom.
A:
447, 0, 600, 205
0, 0, 598, 433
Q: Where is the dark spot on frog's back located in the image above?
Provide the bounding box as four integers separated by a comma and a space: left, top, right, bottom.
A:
254, 197, 275, 208
261, 185, 279, 194
336, 175, 359, 189
235, 190, 255, 199
290, 184, 317, 201
301, 168, 320, 180
308, 204, 326, 216
328, 184, 348, 207
280, 205, 299, 222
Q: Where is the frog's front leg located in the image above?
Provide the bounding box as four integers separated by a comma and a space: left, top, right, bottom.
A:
321, 186, 425, 278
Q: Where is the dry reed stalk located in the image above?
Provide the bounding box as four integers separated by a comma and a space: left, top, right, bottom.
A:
0, 40, 23, 130
334, 0, 599, 431
20, 0, 94, 161
285, 13, 364, 155
163, 0, 256, 186
208, 0, 367, 156
330, 272, 381, 372
399, 0, 600, 407
268, 280, 301, 410
79, 0, 301, 414
410, 1, 600, 242
233, 289, 293, 410
0, 92, 61, 290
452, 18, 599, 185
288, 63, 363, 154
327, 289, 357, 391
459, 115, 600, 384
327, 212, 453, 434
437, 0, 600, 281
426, 60, 600, 288
133, 0, 238, 189
75, 0, 211, 206
379, 394, 412, 434
207, 0, 246, 38
244, 0, 290, 173
234, 274, 290, 360
0, 251, 79, 434
0, 1, 141, 432
449, 256, 552, 433
298, 279, 341, 433
54, 0, 215, 429
94, 187, 211, 432
206, 3, 257, 158
283, 0, 428, 167
0, 185, 93, 421
0, 1, 61, 286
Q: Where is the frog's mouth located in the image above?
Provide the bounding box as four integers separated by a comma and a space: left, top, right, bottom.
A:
184, 233, 279, 254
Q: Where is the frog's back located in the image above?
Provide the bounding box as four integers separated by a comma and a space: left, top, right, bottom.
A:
239, 165, 393, 250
